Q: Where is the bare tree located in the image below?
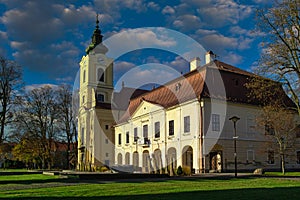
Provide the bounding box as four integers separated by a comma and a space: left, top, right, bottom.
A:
57, 84, 77, 169
255, 0, 300, 115
0, 56, 22, 144
14, 85, 59, 169
256, 105, 298, 174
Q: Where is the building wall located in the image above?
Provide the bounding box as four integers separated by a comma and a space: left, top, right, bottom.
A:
115, 99, 202, 173
115, 97, 300, 173
203, 99, 300, 172
77, 44, 115, 171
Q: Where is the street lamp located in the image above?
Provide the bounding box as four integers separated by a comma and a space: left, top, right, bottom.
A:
229, 116, 240, 178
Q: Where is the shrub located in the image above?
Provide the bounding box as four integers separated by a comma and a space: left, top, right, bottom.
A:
182, 166, 191, 176
177, 166, 183, 176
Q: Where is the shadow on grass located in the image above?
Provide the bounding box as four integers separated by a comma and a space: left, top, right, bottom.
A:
4, 186, 300, 200
0, 174, 260, 185
0, 177, 80, 185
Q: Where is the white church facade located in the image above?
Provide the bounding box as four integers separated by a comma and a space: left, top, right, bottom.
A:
78, 18, 300, 173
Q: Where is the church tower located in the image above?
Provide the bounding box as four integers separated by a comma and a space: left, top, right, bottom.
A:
78, 15, 115, 171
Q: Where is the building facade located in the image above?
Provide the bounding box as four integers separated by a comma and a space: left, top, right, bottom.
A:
114, 52, 300, 173
78, 18, 300, 173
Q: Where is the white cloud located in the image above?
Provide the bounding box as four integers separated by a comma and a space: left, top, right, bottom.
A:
162, 5, 175, 14
200, 33, 253, 51
25, 83, 59, 91
222, 51, 243, 65
165, 56, 189, 73
196, 0, 253, 27
0, 31, 8, 40
105, 28, 177, 55
230, 26, 266, 37
147, 2, 160, 11
114, 61, 136, 72
173, 14, 202, 31
195, 29, 217, 36
201, 34, 238, 50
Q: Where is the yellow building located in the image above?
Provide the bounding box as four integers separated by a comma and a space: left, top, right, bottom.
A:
77, 17, 115, 171
114, 52, 300, 174
78, 18, 300, 173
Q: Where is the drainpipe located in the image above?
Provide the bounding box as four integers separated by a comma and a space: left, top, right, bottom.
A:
199, 99, 205, 173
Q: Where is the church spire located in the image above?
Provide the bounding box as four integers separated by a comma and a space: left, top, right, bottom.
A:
86, 14, 103, 54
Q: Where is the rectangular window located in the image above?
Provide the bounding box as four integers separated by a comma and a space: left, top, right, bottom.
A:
265, 124, 275, 135
247, 117, 255, 134
143, 125, 148, 139
97, 94, 105, 102
212, 114, 220, 131
247, 150, 255, 163
134, 127, 138, 142
105, 139, 108, 144
81, 127, 85, 144
126, 131, 129, 144
106, 153, 109, 157
155, 122, 160, 138
184, 116, 190, 133
169, 120, 174, 136
267, 150, 275, 164
118, 133, 121, 145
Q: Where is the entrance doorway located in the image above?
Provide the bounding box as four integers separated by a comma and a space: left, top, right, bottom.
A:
209, 151, 222, 172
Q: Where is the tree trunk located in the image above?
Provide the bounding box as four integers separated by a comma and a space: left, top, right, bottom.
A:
281, 154, 285, 175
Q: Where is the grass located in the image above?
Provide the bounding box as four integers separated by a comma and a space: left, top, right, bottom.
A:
0, 174, 300, 199
264, 172, 300, 176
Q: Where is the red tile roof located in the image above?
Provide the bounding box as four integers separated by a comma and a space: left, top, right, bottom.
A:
116, 60, 294, 123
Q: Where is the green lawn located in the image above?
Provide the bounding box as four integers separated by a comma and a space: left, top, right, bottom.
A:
264, 172, 300, 176
0, 174, 300, 199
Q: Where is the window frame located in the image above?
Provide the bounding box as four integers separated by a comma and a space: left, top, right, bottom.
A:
169, 120, 174, 136
154, 121, 160, 138
126, 131, 129, 144
134, 127, 138, 142
97, 68, 105, 82
212, 114, 220, 131
184, 116, 190, 133
118, 133, 122, 145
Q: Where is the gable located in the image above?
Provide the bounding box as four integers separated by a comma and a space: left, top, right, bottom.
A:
131, 100, 163, 119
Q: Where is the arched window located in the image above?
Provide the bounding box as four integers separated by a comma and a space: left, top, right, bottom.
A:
97, 68, 104, 82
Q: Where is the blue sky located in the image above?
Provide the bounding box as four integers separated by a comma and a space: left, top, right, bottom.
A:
0, 0, 271, 89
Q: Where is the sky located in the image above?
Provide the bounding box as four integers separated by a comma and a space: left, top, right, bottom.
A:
0, 0, 272, 90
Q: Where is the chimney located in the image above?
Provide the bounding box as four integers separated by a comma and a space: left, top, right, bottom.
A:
205, 51, 215, 64
190, 57, 201, 71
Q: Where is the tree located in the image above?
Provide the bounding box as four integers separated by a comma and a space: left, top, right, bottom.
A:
57, 84, 77, 169
0, 56, 22, 145
256, 105, 298, 174
255, 0, 300, 116
13, 85, 60, 169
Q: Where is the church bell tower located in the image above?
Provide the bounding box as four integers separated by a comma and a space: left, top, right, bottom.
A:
77, 15, 115, 171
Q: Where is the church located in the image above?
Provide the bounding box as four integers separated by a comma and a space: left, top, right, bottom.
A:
78, 18, 300, 173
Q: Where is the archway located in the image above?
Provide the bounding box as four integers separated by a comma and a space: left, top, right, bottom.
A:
117, 153, 122, 165
125, 152, 130, 165
133, 151, 139, 171
142, 150, 150, 173
209, 144, 223, 172
182, 146, 193, 173
167, 147, 177, 175
153, 149, 163, 173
